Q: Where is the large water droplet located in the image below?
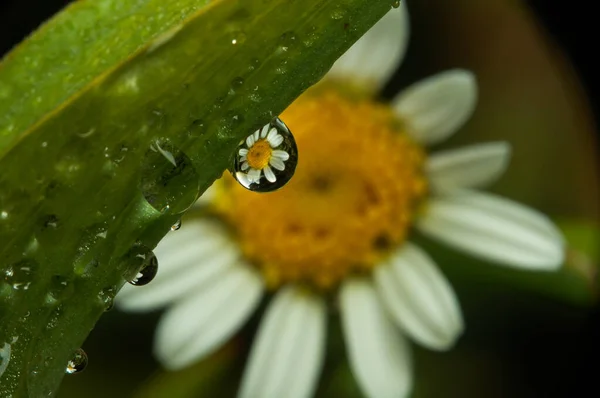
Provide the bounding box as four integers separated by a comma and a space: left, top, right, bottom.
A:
65, 348, 88, 374
232, 117, 298, 192
4, 259, 37, 290
140, 139, 200, 214
122, 244, 159, 286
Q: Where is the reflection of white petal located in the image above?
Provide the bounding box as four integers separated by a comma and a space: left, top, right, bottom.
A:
241, 162, 249, 171
392, 69, 477, 146
263, 166, 277, 183
374, 243, 463, 350
261, 124, 270, 138
117, 222, 239, 311
268, 132, 284, 148
236, 172, 251, 187
246, 134, 255, 148
155, 264, 264, 370
340, 278, 412, 398
248, 168, 261, 183
418, 190, 565, 269
427, 142, 511, 193
269, 157, 286, 171
239, 148, 248, 156
239, 287, 326, 398
271, 150, 289, 160
328, 4, 410, 91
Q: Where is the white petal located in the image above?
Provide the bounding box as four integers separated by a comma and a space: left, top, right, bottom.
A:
417, 190, 565, 269
271, 149, 290, 160
269, 157, 286, 171
117, 222, 240, 311
253, 130, 260, 141
374, 243, 463, 350
340, 278, 412, 398
268, 132, 284, 148
328, 4, 409, 91
155, 264, 264, 370
261, 124, 270, 138
238, 148, 249, 156
241, 161, 249, 171
247, 168, 261, 183
246, 133, 256, 148
427, 142, 511, 193
393, 69, 477, 145
238, 287, 326, 398
263, 165, 277, 183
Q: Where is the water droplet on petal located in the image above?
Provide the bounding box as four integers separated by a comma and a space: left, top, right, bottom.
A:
65, 348, 88, 374
140, 139, 200, 214
171, 219, 182, 231
232, 117, 298, 192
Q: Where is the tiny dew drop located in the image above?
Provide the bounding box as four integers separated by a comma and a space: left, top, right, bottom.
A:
392, 0, 401, 8
98, 286, 115, 311
171, 219, 182, 231
65, 348, 88, 374
122, 244, 159, 286
140, 139, 200, 214
232, 117, 298, 193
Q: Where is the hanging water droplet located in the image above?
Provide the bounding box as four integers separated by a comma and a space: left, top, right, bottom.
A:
128, 253, 158, 286
232, 117, 298, 193
391, 0, 401, 8
171, 219, 182, 231
140, 139, 200, 214
65, 348, 88, 374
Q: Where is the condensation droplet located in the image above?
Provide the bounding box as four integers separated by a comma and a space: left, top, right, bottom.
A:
98, 287, 115, 311
48, 275, 74, 302
140, 139, 200, 214
330, 7, 346, 20
392, 0, 401, 8
232, 117, 298, 193
171, 219, 182, 231
128, 252, 158, 286
4, 259, 37, 290
65, 348, 88, 374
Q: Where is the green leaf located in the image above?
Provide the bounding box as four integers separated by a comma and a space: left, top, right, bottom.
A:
0, 0, 397, 395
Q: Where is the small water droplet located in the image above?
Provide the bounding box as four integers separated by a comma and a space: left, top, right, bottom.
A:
230, 31, 246, 45
171, 219, 182, 231
4, 259, 37, 290
98, 287, 115, 311
330, 7, 346, 20
128, 253, 158, 286
48, 275, 74, 302
232, 117, 298, 193
65, 348, 88, 374
140, 139, 200, 214
391, 0, 401, 8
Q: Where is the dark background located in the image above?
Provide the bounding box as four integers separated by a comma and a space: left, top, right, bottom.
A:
1, 1, 598, 397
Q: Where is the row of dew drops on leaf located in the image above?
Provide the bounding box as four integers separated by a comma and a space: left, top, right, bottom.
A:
63, 117, 297, 375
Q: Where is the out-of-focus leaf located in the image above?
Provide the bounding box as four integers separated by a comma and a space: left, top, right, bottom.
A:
0, 0, 397, 395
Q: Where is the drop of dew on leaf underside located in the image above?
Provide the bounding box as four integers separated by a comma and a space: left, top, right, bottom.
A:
232, 117, 298, 193
140, 139, 200, 214
65, 348, 87, 374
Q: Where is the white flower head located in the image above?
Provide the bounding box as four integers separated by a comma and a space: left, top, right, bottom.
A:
236, 123, 290, 186
118, 4, 565, 398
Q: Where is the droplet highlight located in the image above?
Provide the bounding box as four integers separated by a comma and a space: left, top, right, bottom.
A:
4, 259, 37, 290
140, 139, 200, 214
65, 348, 88, 374
232, 117, 298, 193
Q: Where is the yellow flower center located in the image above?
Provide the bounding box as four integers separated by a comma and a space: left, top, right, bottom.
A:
246, 140, 272, 170
217, 87, 426, 290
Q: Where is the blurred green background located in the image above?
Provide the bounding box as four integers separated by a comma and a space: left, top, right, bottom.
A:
1, 0, 598, 396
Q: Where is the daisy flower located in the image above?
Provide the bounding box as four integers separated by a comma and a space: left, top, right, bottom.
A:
118, 4, 564, 398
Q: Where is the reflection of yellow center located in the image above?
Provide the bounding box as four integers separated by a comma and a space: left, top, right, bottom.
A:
247, 140, 272, 170
217, 88, 426, 290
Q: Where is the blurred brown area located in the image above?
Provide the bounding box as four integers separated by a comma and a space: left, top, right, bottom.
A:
1, 0, 599, 397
